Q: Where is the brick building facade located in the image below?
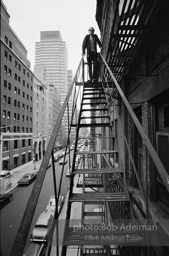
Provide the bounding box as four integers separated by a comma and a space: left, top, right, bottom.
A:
96, 0, 169, 254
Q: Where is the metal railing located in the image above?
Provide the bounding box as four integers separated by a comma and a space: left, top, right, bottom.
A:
11, 58, 85, 256
99, 53, 169, 218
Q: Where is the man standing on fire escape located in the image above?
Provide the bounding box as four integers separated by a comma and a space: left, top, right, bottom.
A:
82, 27, 102, 83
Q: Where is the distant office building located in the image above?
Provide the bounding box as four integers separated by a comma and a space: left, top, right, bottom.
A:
35, 31, 69, 139
34, 64, 63, 143
47, 83, 63, 143
33, 77, 48, 162
1, 1, 33, 171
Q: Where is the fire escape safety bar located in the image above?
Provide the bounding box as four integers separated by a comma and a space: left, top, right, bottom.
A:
11, 58, 84, 256
100, 53, 169, 193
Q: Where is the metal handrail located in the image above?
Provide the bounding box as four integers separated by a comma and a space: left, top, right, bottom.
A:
11, 58, 83, 256
100, 53, 169, 193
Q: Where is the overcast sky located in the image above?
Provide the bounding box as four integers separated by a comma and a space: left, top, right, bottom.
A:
3, 0, 101, 75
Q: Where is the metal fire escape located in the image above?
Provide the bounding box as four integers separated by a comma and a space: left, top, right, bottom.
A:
11, 55, 169, 256
11, 1, 169, 254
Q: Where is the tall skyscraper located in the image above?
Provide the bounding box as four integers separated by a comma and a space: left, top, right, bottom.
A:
35, 31, 68, 139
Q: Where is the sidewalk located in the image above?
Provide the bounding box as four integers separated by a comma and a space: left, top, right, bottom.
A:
0, 159, 42, 194
0, 150, 65, 195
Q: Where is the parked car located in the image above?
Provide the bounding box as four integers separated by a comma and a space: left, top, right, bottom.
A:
59, 159, 68, 165
30, 211, 54, 243
46, 195, 65, 215
18, 172, 37, 186
0, 193, 13, 209
0, 170, 10, 178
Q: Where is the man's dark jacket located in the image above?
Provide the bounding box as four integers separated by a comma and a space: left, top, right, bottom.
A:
82, 34, 102, 56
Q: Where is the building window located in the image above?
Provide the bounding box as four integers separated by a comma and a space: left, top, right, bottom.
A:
18, 76, 21, 83
8, 97, 11, 104
14, 140, 18, 149
14, 113, 17, 120
28, 152, 32, 161
28, 139, 31, 146
14, 100, 17, 107
6, 126, 10, 132
8, 69, 12, 76
14, 87, 17, 93
27, 72, 29, 78
30, 107, 32, 112
18, 101, 20, 108
26, 105, 29, 111
23, 68, 25, 75
26, 116, 29, 122
18, 89, 20, 95
30, 128, 32, 133
9, 41, 12, 49
8, 83, 11, 90
22, 139, 25, 147
17, 114, 20, 121
14, 156, 18, 168
22, 154, 26, 164
27, 94, 29, 100
22, 127, 25, 132
22, 103, 25, 110
3, 141, 9, 151
15, 74, 17, 80
18, 64, 21, 71
23, 92, 25, 98
17, 126, 20, 132
3, 159, 9, 170
3, 95, 7, 103
4, 50, 8, 59
23, 80, 25, 86
3, 110, 6, 118
14, 126, 16, 132
22, 115, 25, 121
9, 55, 12, 63
4, 80, 7, 88
4, 65, 7, 73
26, 127, 28, 133
7, 111, 10, 119
5, 36, 8, 44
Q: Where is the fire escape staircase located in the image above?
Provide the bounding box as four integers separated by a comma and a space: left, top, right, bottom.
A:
11, 54, 169, 256
61, 81, 139, 256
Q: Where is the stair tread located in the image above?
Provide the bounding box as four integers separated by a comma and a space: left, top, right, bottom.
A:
73, 167, 122, 174
81, 108, 108, 112
79, 123, 111, 127
82, 102, 107, 105
80, 116, 109, 119
75, 150, 118, 154
84, 211, 105, 216
69, 192, 129, 202
83, 97, 106, 100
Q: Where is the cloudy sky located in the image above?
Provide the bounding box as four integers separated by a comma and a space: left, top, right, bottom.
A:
3, 0, 101, 75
